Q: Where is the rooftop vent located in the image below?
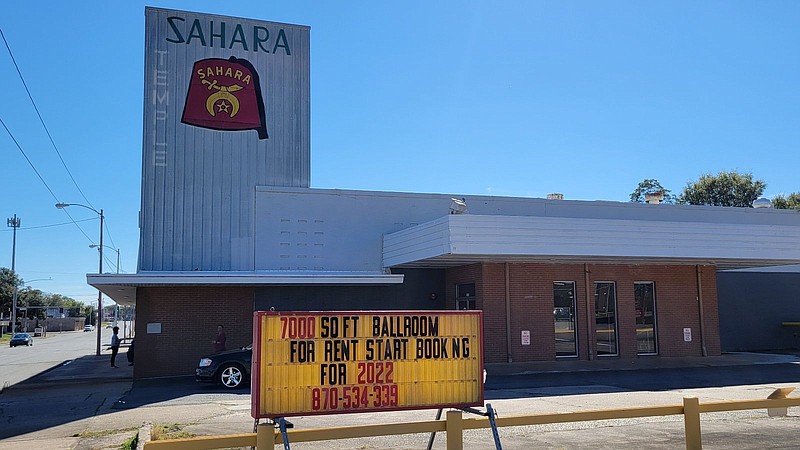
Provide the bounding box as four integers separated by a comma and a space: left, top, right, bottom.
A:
645, 192, 664, 204
449, 198, 468, 214
753, 197, 772, 208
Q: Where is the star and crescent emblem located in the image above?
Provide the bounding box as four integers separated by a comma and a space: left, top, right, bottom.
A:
202, 79, 243, 118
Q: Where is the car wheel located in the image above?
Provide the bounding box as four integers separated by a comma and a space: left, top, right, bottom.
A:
217, 364, 247, 389
28, 341, 33, 346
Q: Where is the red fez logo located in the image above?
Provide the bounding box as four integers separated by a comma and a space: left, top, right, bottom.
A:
181, 57, 268, 140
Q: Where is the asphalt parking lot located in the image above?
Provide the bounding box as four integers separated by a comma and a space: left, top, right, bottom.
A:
1, 349, 800, 449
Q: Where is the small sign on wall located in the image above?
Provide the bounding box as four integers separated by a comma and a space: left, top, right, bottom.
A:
147, 322, 162, 334
521, 330, 531, 346
683, 327, 692, 342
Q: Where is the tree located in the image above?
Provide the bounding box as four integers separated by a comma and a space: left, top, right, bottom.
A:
772, 193, 800, 210
678, 171, 766, 207
630, 179, 675, 204
1, 268, 85, 319
18, 287, 47, 320
0, 268, 22, 319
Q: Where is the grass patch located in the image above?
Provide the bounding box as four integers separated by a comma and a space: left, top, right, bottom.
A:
151, 423, 195, 441
71, 427, 138, 438
120, 432, 138, 450
0, 334, 10, 344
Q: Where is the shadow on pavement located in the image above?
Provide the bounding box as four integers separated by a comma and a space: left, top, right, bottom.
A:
0, 379, 133, 440
2, 351, 799, 441
485, 363, 800, 399
112, 376, 251, 409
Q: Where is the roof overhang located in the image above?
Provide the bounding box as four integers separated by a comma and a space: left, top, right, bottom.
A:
383, 214, 800, 270
87, 271, 405, 305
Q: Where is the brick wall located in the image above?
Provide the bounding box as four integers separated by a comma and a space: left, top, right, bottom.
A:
507, 263, 587, 362
134, 263, 721, 377
445, 263, 720, 363
135, 286, 254, 378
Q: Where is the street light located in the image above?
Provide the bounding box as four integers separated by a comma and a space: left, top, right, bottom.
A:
89, 244, 120, 274
56, 202, 104, 356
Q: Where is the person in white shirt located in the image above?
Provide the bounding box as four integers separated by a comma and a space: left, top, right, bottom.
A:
110, 326, 121, 368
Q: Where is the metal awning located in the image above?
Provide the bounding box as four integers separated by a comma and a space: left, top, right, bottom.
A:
87, 271, 404, 305
383, 214, 800, 270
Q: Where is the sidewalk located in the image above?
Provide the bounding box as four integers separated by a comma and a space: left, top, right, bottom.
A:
3, 351, 799, 450
14, 350, 800, 387
485, 351, 800, 377
13, 353, 133, 389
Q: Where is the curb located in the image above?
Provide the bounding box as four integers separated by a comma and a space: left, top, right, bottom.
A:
136, 421, 152, 450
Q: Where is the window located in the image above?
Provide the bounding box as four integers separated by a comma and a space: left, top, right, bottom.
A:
554, 282, 577, 357
634, 282, 658, 355
594, 282, 618, 356
455, 283, 476, 310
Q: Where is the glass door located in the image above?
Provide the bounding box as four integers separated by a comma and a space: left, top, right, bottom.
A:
594, 282, 618, 356
554, 282, 577, 357
635, 282, 658, 355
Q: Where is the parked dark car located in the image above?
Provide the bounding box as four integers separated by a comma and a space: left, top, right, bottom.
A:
10, 333, 33, 347
195, 344, 252, 389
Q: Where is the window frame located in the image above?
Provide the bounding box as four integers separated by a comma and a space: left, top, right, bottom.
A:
553, 281, 578, 358
593, 281, 619, 357
634, 281, 659, 356
455, 283, 476, 310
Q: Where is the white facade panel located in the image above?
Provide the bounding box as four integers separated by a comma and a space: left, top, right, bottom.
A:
384, 214, 800, 268
381, 218, 453, 265
254, 189, 456, 272
256, 187, 800, 272
140, 8, 310, 271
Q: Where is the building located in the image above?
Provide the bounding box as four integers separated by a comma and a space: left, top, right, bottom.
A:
88, 8, 800, 379
718, 265, 800, 352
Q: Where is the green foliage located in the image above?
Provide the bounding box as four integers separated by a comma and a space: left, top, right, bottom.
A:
772, 193, 800, 210
630, 179, 675, 204
678, 171, 766, 207
0, 268, 22, 318
0, 267, 85, 320
119, 432, 138, 450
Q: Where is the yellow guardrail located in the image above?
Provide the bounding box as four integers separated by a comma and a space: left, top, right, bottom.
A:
143, 388, 799, 450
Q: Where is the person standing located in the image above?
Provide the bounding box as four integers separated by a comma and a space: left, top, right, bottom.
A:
212, 324, 226, 353
110, 326, 121, 368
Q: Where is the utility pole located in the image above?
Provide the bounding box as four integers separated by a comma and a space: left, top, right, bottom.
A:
7, 215, 20, 333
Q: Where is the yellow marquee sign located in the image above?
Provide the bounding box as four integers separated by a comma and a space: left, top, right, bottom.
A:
251, 311, 484, 418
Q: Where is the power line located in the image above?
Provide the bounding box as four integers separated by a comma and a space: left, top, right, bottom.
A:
2, 27, 122, 268
0, 217, 96, 231
1, 27, 112, 249
1, 115, 95, 243
0, 27, 95, 209
0, 116, 61, 202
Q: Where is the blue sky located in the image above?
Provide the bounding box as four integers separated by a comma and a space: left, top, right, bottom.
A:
2, 1, 799, 305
